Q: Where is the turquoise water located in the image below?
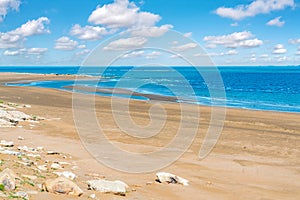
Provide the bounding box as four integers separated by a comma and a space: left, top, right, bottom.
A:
1, 66, 300, 113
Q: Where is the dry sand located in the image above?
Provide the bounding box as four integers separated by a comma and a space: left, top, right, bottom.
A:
0, 73, 300, 199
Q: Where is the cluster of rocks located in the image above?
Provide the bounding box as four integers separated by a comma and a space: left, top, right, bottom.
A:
0, 101, 43, 127
0, 138, 189, 199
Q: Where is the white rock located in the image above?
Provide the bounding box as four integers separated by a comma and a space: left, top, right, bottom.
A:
0, 119, 14, 127
7, 111, 31, 121
0, 140, 14, 147
37, 165, 48, 171
0, 149, 23, 156
17, 136, 24, 140
14, 191, 29, 200
87, 179, 128, 196
53, 171, 76, 180
51, 163, 62, 170
156, 172, 189, 186
89, 193, 96, 199
47, 150, 60, 155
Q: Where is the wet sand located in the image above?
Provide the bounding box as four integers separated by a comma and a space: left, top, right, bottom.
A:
0, 73, 300, 199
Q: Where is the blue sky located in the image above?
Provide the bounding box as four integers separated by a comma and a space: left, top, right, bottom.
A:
0, 0, 300, 66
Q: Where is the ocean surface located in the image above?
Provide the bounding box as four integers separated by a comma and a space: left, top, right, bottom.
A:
1, 66, 300, 113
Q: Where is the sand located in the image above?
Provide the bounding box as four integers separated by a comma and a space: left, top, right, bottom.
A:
0, 72, 300, 200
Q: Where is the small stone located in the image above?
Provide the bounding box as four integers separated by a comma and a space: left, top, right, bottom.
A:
37, 165, 48, 171
51, 163, 62, 170
47, 151, 59, 155
53, 171, 76, 180
0, 140, 14, 147
88, 193, 96, 199
156, 172, 189, 186
14, 191, 29, 200
18, 136, 24, 140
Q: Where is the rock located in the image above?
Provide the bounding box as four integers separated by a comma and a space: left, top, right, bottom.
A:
0, 149, 23, 156
0, 168, 19, 191
156, 172, 189, 186
0, 119, 14, 127
87, 180, 128, 196
51, 163, 62, 170
47, 151, 60, 155
7, 111, 31, 121
43, 177, 83, 196
14, 191, 29, 200
37, 165, 48, 171
53, 171, 76, 180
0, 140, 14, 147
17, 136, 24, 140
89, 193, 96, 199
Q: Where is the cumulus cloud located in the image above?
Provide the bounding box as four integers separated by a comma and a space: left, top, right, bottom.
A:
104, 37, 147, 50
203, 31, 263, 48
266, 16, 285, 27
27, 47, 48, 55
3, 49, 20, 56
54, 36, 78, 51
0, 0, 20, 22
88, 0, 161, 29
3, 47, 48, 56
272, 44, 287, 54
0, 17, 50, 48
70, 24, 111, 40
230, 22, 239, 27
145, 51, 161, 59
172, 43, 197, 52
289, 38, 300, 44
76, 49, 90, 56
183, 32, 192, 38
130, 24, 173, 37
296, 47, 300, 55
215, 0, 295, 20
122, 50, 144, 58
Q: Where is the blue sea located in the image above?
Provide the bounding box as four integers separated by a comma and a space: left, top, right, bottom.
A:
1, 66, 300, 113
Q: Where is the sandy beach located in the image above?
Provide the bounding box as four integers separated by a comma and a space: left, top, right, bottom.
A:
1, 72, 300, 200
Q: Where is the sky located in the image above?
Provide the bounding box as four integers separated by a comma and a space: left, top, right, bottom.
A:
0, 0, 300, 66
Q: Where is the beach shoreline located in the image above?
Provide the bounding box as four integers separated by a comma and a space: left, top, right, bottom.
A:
1, 73, 300, 199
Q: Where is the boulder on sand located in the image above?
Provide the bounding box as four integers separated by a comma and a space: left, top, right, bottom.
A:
43, 177, 83, 196
156, 172, 189, 186
87, 179, 128, 196
0, 168, 19, 191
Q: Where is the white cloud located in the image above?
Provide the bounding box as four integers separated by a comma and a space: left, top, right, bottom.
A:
172, 43, 197, 52
3, 47, 48, 56
130, 24, 173, 37
77, 44, 86, 49
259, 54, 269, 58
104, 37, 147, 50
203, 31, 263, 48
122, 50, 144, 58
70, 24, 110, 40
272, 44, 287, 54
296, 47, 300, 55
266, 16, 285, 27
226, 50, 238, 55
183, 32, 192, 38
88, 0, 161, 29
27, 47, 48, 55
10, 17, 50, 36
76, 49, 90, 56
0, 0, 20, 22
289, 38, 300, 44
0, 17, 50, 48
54, 36, 78, 51
215, 0, 295, 20
145, 51, 161, 59
230, 22, 239, 27
3, 49, 20, 56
